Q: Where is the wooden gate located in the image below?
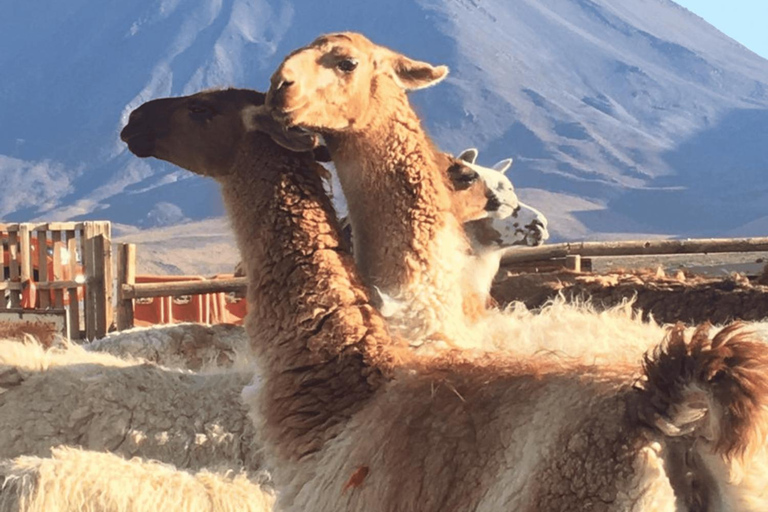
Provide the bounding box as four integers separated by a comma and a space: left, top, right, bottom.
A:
1, 221, 112, 340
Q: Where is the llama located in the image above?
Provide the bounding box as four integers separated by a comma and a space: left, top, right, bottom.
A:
262, 33, 766, 362
455, 147, 549, 303
86, 322, 253, 371
0, 339, 261, 474
338, 148, 549, 307
124, 87, 768, 510
266, 32, 481, 344
0, 446, 274, 512
120, 85, 396, 458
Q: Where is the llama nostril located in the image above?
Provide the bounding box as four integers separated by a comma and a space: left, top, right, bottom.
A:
268, 75, 296, 109
486, 196, 501, 212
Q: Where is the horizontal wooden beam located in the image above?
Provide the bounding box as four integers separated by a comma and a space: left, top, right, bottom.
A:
502, 237, 768, 264
121, 277, 248, 300
36, 280, 83, 290
0, 222, 86, 233
0, 280, 83, 291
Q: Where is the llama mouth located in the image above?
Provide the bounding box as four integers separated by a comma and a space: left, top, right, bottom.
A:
269, 102, 308, 127
286, 125, 313, 136
122, 132, 156, 158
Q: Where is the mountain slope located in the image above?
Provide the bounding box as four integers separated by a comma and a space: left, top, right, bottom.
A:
1, 0, 767, 240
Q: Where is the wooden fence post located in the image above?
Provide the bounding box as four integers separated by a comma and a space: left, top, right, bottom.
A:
7, 229, 20, 308
65, 229, 80, 339
98, 221, 114, 332
93, 234, 108, 339
83, 222, 96, 340
565, 254, 582, 272
116, 243, 136, 331
37, 227, 50, 309
19, 224, 32, 304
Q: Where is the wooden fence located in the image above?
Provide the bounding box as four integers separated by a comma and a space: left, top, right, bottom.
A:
501, 237, 768, 273
1, 221, 112, 340
115, 236, 768, 331
116, 243, 247, 330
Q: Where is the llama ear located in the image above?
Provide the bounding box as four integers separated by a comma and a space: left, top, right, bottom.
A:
457, 148, 478, 164
384, 52, 449, 91
493, 158, 513, 173
244, 105, 319, 152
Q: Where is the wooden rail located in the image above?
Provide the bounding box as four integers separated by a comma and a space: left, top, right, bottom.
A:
121, 277, 248, 299
501, 237, 768, 264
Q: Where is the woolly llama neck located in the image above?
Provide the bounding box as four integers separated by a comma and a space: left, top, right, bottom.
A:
221, 134, 399, 459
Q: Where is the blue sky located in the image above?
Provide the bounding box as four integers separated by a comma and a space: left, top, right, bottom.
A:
675, 1, 768, 59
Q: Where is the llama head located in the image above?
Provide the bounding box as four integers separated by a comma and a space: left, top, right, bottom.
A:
455, 148, 549, 247
266, 32, 448, 132
455, 148, 518, 220
120, 88, 319, 177
444, 155, 494, 223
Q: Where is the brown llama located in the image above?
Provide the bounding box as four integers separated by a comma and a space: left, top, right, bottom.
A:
120, 87, 768, 511
266, 32, 484, 346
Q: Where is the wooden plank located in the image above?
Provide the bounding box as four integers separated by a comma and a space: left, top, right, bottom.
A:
0, 282, 23, 291
99, 222, 114, 332
116, 243, 136, 330
565, 254, 581, 272
8, 231, 20, 308
121, 277, 248, 300
38, 222, 83, 232
36, 280, 83, 290
501, 256, 593, 274
18, 224, 32, 283
0, 222, 82, 232
37, 230, 50, 309
66, 230, 81, 339
27, 223, 49, 232
83, 223, 96, 340
93, 234, 108, 339
501, 237, 768, 264
19, 224, 33, 309
0, 230, 5, 311
52, 231, 65, 308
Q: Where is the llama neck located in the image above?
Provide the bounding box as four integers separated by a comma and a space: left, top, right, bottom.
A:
326, 92, 474, 341
218, 132, 396, 461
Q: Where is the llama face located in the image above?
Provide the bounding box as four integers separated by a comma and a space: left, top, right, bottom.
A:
445, 157, 496, 222
121, 89, 265, 177
456, 148, 549, 247
266, 32, 448, 132
456, 149, 519, 220
121, 89, 317, 178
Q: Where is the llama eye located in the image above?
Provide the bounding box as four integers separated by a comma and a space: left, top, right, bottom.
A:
188, 103, 213, 118
337, 58, 358, 73
457, 171, 479, 184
